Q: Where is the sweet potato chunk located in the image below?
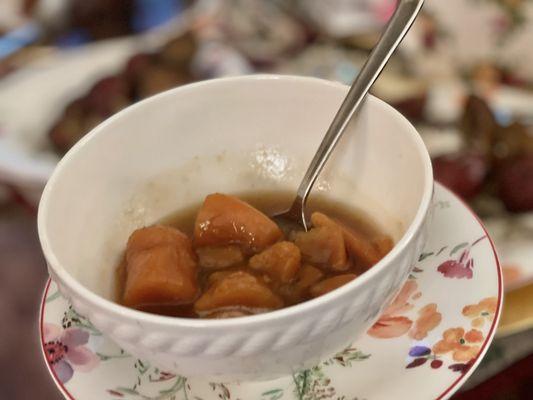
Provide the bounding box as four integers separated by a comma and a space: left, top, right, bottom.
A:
206, 270, 234, 286
123, 245, 198, 307
193, 194, 283, 253
194, 271, 283, 314
372, 235, 394, 258
249, 241, 301, 283
196, 245, 244, 269
309, 274, 357, 298
295, 264, 324, 291
127, 225, 191, 260
279, 264, 324, 304
343, 228, 383, 267
123, 226, 198, 307
293, 224, 348, 271
311, 212, 383, 268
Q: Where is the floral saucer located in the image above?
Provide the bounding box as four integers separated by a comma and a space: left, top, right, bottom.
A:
39, 184, 502, 400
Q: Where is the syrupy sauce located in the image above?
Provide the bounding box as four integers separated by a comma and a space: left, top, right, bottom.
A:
116, 191, 390, 318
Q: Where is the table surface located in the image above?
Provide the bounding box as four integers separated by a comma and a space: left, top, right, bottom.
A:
0, 198, 62, 399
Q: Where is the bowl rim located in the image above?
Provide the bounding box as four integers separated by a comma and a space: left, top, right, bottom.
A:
38, 74, 434, 329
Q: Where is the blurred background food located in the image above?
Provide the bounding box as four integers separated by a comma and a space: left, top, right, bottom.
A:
0, 0, 532, 399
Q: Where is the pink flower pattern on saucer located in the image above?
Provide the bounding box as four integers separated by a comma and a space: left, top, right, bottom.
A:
43, 323, 99, 383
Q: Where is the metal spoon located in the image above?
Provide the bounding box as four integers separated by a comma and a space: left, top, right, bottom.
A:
273, 0, 425, 231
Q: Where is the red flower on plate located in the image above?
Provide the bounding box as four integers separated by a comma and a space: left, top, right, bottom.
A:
437, 249, 474, 279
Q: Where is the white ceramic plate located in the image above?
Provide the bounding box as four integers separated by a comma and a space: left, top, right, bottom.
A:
39, 184, 502, 400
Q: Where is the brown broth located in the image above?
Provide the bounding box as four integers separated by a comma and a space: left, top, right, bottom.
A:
117, 191, 392, 318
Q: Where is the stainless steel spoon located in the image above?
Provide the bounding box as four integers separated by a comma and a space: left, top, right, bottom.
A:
273, 0, 425, 231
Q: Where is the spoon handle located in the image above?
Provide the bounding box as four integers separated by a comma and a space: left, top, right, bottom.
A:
289, 0, 425, 218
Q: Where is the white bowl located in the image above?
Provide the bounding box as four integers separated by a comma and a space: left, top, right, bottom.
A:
38, 75, 433, 380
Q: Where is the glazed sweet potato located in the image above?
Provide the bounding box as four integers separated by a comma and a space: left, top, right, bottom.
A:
123, 245, 198, 307
123, 226, 198, 307
249, 241, 301, 283
194, 271, 283, 314
293, 224, 348, 271
372, 235, 394, 258
311, 212, 383, 268
295, 264, 324, 291
193, 194, 283, 253
127, 226, 191, 261
206, 270, 233, 286
196, 245, 244, 269
309, 274, 357, 298
279, 264, 324, 304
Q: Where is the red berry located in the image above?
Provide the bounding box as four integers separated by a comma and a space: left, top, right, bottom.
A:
406, 357, 427, 368
86, 75, 131, 116
431, 359, 443, 369
498, 155, 533, 212
125, 53, 154, 81
432, 152, 488, 200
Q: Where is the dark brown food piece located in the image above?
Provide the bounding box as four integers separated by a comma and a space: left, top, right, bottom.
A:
125, 53, 155, 82
159, 33, 197, 67
48, 32, 197, 153
49, 99, 87, 154
497, 156, 533, 212
432, 152, 488, 201
85, 75, 132, 116
391, 94, 427, 123
492, 123, 533, 166
460, 95, 533, 167
460, 95, 498, 158
452, 94, 533, 214
136, 64, 190, 99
